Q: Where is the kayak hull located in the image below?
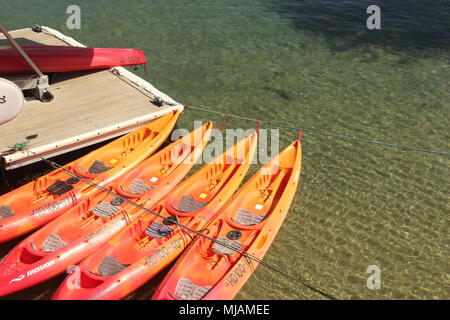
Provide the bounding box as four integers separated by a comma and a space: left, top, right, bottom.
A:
0, 46, 147, 74
152, 140, 302, 300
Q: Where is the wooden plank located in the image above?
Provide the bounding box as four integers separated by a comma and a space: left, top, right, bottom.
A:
0, 28, 182, 169
0, 28, 67, 47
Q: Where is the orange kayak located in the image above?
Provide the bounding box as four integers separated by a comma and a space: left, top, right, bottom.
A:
0, 110, 180, 244
52, 131, 258, 300
152, 140, 302, 300
0, 122, 212, 296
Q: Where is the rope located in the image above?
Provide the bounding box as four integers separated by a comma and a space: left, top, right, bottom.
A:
180, 104, 189, 117
1, 142, 30, 156
7, 142, 29, 151
214, 114, 230, 130
20, 146, 337, 300
184, 105, 449, 156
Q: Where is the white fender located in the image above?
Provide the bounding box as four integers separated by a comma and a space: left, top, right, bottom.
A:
0, 78, 24, 125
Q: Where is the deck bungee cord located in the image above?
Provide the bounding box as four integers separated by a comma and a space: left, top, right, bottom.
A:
19, 145, 337, 300
183, 105, 450, 156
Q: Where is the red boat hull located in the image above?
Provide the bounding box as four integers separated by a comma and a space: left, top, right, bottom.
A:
0, 122, 212, 297
0, 46, 146, 74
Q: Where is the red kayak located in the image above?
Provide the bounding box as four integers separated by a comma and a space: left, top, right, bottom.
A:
0, 123, 212, 297
152, 140, 302, 300
0, 46, 146, 74
52, 132, 257, 300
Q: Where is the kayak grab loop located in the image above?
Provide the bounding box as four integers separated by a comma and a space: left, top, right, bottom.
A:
181, 104, 189, 117
214, 114, 230, 131
299, 128, 303, 142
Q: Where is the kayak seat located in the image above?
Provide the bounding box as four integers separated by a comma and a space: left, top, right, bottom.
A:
42, 234, 68, 252
145, 222, 173, 239
0, 205, 14, 221
98, 256, 130, 277
175, 278, 212, 300
177, 196, 207, 213
47, 180, 74, 195
88, 160, 113, 175
212, 237, 242, 255
92, 201, 120, 218
127, 178, 153, 194
234, 208, 266, 226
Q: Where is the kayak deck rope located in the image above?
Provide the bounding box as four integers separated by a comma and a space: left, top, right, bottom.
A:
20, 146, 337, 300
184, 105, 449, 156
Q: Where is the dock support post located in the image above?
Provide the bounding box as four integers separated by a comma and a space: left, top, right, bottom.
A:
0, 157, 9, 194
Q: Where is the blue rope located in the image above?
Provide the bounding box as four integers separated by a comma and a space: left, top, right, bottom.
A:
7, 142, 29, 151
186, 106, 449, 156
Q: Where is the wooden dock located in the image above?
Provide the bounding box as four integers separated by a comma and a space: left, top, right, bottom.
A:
0, 27, 183, 170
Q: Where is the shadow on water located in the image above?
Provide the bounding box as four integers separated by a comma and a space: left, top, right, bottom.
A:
267, 0, 450, 55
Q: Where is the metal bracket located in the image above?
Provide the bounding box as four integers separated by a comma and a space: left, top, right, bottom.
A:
0, 24, 54, 102
2, 73, 53, 102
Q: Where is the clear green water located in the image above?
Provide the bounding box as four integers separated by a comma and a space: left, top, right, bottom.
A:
0, 0, 449, 299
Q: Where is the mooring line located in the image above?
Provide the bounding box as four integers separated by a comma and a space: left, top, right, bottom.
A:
184, 105, 449, 156
21, 146, 337, 300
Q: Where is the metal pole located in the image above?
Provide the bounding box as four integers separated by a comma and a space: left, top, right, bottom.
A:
0, 24, 44, 77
